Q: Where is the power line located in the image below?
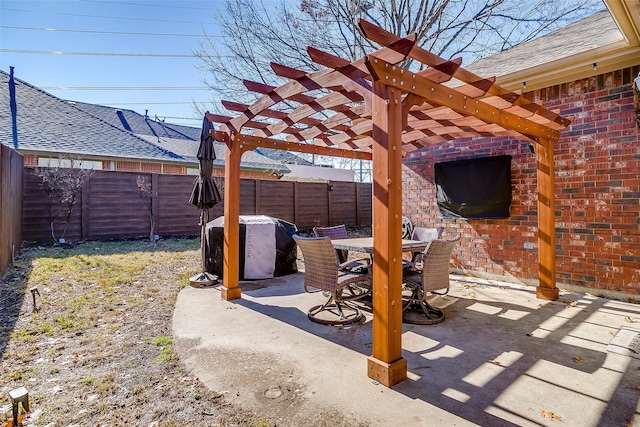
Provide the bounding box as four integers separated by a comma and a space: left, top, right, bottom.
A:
0, 49, 198, 58
42, 86, 209, 90
0, 25, 219, 38
101, 101, 211, 105
77, 0, 214, 12
0, 7, 214, 26
158, 115, 202, 121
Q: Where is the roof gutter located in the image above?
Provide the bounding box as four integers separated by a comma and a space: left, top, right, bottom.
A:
604, 0, 640, 45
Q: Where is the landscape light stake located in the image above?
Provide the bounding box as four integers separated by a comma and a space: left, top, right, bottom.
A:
30, 286, 40, 312
8, 386, 29, 427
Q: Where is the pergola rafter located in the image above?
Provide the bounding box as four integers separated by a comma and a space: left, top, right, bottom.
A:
205, 18, 569, 387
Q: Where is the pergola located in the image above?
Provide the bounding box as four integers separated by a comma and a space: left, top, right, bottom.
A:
204, 19, 570, 387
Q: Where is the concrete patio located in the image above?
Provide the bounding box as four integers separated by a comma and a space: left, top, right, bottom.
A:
173, 272, 640, 426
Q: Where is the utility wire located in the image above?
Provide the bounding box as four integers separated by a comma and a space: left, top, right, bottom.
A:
0, 49, 200, 58
101, 101, 210, 105
77, 0, 213, 12
1, 7, 212, 25
159, 115, 201, 120
0, 25, 219, 38
42, 86, 209, 90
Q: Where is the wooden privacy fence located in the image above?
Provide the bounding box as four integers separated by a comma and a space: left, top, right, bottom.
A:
22, 168, 372, 243
0, 145, 23, 276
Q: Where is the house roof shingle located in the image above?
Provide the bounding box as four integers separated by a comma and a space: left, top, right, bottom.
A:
0, 69, 289, 173
466, 10, 621, 80
71, 101, 289, 171
0, 70, 187, 163
70, 101, 202, 140
254, 147, 313, 166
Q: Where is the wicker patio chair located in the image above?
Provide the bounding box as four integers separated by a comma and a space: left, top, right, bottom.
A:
313, 224, 350, 263
402, 235, 460, 325
409, 226, 443, 265
293, 235, 371, 325
313, 224, 371, 279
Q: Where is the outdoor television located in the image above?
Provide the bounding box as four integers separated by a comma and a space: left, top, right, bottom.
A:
434, 155, 512, 219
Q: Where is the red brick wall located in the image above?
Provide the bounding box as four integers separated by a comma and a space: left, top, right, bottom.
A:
23, 155, 36, 166
140, 162, 162, 173
116, 161, 141, 172
162, 164, 185, 175
402, 65, 640, 296
29, 158, 274, 179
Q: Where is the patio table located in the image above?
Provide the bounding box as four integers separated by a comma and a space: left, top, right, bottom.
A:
331, 237, 432, 255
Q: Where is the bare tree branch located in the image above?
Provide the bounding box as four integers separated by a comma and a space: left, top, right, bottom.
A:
195, 0, 601, 106
36, 157, 93, 243
193, 0, 603, 179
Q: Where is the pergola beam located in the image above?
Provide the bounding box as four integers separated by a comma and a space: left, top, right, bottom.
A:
232, 133, 372, 160
221, 99, 324, 128
365, 56, 560, 142
358, 18, 571, 128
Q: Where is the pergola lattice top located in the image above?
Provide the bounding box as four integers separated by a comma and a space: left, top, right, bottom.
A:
206, 19, 569, 158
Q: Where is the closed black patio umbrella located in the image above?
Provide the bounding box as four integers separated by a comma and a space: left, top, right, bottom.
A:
189, 114, 223, 286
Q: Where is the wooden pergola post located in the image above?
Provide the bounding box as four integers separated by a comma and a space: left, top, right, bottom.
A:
368, 81, 407, 387
222, 133, 242, 300
536, 138, 558, 300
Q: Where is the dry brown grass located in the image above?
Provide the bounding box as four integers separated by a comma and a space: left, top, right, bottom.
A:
0, 238, 276, 426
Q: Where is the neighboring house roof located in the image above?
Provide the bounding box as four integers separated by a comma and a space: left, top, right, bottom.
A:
254, 147, 313, 166
72, 101, 289, 172
466, 6, 640, 91
0, 69, 289, 174
134, 134, 288, 172
71, 101, 201, 140
0, 69, 186, 164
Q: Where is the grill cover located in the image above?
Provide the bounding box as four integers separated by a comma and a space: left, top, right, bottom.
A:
205, 215, 298, 279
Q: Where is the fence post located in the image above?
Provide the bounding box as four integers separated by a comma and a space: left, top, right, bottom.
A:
255, 179, 261, 214
152, 173, 159, 235
81, 179, 90, 240
294, 181, 299, 226
355, 182, 360, 226
0, 146, 6, 273
327, 181, 333, 226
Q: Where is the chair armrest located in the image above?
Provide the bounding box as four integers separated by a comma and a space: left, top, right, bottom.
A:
339, 257, 371, 270
402, 259, 423, 270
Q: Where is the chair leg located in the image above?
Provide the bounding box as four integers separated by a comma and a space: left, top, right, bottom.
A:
402, 285, 445, 325
408, 301, 445, 325
341, 282, 371, 300
308, 293, 364, 325
402, 283, 421, 311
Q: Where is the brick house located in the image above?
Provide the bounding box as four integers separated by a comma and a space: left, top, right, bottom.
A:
403, 4, 640, 297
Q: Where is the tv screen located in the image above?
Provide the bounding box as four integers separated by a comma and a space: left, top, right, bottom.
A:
434, 155, 512, 219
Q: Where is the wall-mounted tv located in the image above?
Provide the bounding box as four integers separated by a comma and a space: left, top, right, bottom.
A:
434, 155, 512, 219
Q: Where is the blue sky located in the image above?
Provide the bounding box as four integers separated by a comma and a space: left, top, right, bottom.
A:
0, 0, 225, 127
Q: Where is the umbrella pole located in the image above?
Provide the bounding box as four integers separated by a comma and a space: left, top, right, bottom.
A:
189, 209, 218, 287
200, 209, 207, 273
